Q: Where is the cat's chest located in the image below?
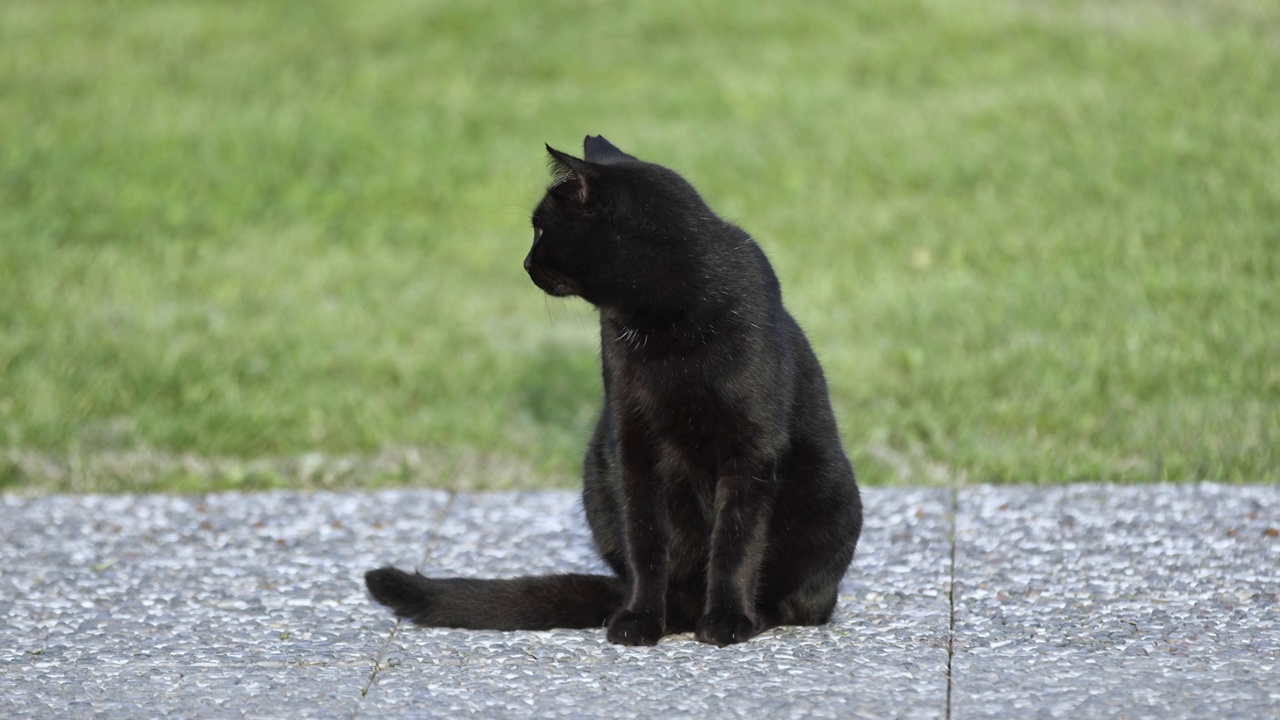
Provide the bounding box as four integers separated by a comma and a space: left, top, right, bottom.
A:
612, 355, 743, 455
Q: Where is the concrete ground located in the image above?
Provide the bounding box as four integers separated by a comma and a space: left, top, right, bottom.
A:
1, 483, 1276, 718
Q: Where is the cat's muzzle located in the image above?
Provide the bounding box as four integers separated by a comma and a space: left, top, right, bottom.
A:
524, 259, 581, 298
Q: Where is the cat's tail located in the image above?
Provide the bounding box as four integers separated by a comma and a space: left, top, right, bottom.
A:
365, 567, 623, 630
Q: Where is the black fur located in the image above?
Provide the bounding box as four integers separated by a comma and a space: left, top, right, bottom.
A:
366, 136, 861, 646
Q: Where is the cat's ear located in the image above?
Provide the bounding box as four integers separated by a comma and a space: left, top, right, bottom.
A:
583, 135, 636, 164
546, 144, 596, 204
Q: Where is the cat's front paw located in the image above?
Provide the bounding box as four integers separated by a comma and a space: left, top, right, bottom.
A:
695, 611, 757, 647
606, 610, 665, 646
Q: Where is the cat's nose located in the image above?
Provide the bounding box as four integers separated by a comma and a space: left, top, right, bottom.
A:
524, 228, 542, 273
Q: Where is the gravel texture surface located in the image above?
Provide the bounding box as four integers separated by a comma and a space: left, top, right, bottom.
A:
951, 484, 1280, 719
1, 484, 1275, 718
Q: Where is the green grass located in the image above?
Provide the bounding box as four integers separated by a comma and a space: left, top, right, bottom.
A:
2, 0, 1278, 492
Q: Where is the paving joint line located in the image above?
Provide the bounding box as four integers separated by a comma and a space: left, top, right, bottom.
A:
350, 490, 458, 718
944, 485, 959, 720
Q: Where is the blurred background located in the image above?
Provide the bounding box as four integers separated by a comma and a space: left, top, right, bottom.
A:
2, 1, 1277, 492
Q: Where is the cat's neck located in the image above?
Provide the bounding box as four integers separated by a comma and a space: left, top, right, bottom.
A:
599, 292, 759, 359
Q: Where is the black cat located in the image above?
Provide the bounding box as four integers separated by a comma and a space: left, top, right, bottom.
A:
366, 136, 861, 646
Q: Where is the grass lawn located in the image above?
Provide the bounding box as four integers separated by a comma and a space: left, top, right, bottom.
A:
2, 1, 1277, 492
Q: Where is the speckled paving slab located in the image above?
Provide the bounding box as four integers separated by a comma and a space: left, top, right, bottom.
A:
0, 490, 450, 718
0, 488, 950, 719
950, 483, 1280, 719
362, 489, 953, 719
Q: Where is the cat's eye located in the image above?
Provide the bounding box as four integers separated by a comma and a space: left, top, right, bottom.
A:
532, 227, 543, 245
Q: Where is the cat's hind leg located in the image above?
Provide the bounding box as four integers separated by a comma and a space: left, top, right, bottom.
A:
768, 578, 840, 627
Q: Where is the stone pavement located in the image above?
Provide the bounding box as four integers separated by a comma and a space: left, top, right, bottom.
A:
1, 484, 1276, 718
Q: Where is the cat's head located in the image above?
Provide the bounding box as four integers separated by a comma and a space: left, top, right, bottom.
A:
524, 136, 708, 310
